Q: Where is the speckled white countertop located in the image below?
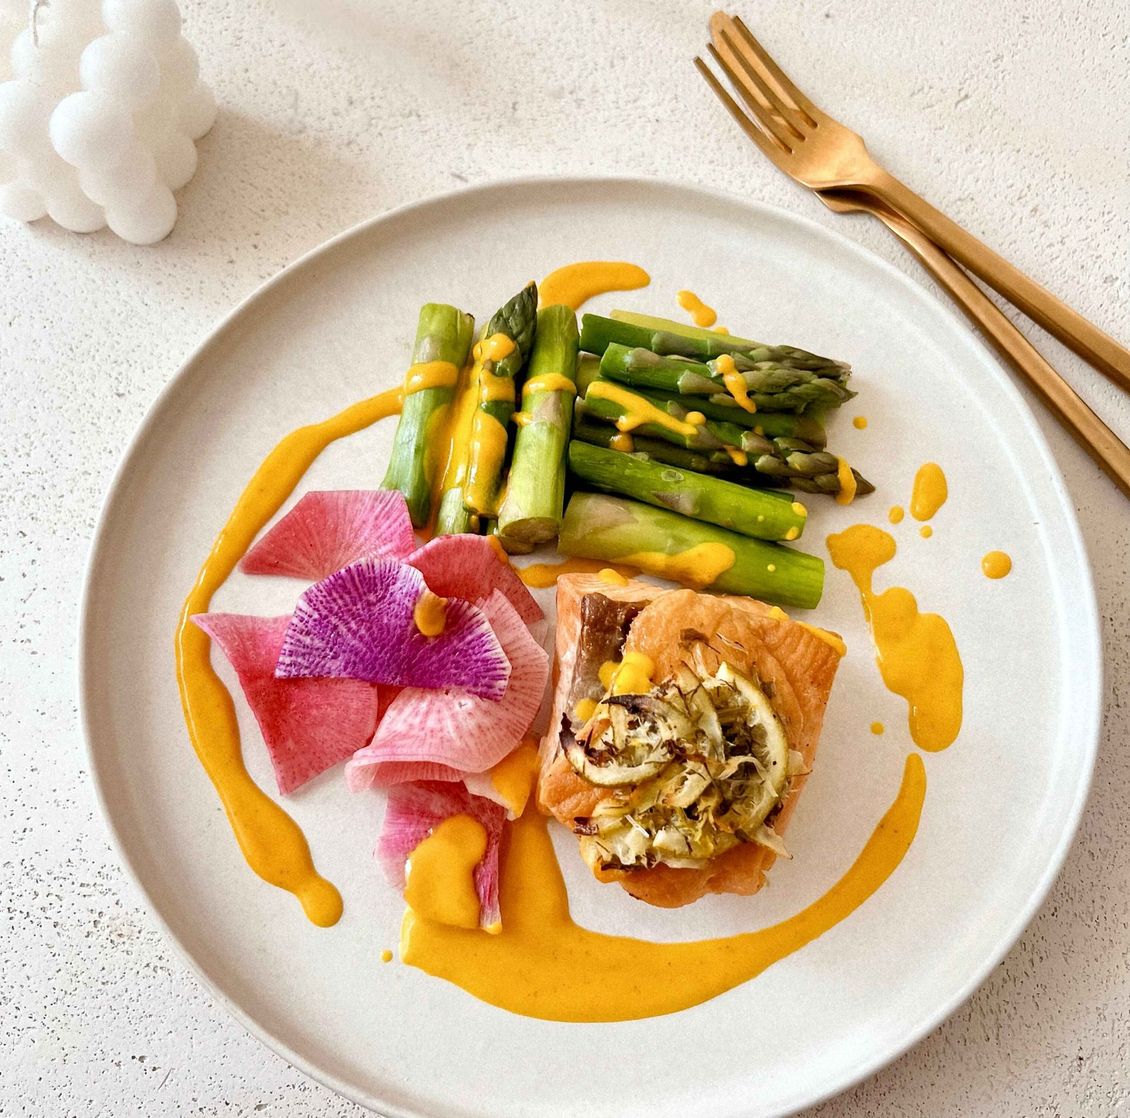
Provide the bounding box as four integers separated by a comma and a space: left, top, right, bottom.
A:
2, 1, 1127, 1115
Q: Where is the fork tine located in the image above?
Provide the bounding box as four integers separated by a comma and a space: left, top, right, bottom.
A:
707, 41, 801, 148
711, 12, 819, 125
694, 56, 792, 164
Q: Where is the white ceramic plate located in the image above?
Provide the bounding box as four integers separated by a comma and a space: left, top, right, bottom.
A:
80, 178, 1102, 1118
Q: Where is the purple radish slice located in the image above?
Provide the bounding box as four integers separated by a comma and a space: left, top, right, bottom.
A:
407, 534, 543, 626
345, 591, 547, 791
191, 612, 382, 795
377, 780, 505, 930
240, 490, 415, 580
276, 558, 510, 701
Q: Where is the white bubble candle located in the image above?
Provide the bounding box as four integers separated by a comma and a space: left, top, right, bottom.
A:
0, 0, 216, 242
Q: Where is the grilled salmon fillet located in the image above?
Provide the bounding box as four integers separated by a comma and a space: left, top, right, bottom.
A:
538, 577, 843, 908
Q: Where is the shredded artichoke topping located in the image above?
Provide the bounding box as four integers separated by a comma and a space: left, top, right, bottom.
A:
565, 646, 795, 872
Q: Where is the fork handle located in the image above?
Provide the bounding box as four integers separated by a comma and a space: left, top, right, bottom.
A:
867, 172, 1130, 395
863, 199, 1130, 498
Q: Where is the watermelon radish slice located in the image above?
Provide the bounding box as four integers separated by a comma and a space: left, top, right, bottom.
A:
240, 490, 415, 580
407, 535, 543, 626
276, 558, 510, 701
345, 591, 548, 792
377, 780, 505, 929
191, 612, 382, 795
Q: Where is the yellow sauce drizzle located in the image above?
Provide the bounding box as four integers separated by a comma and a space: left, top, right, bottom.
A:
511, 410, 531, 426
783, 526, 800, 541
465, 410, 508, 515
888, 505, 904, 525
523, 373, 577, 396
827, 524, 963, 751
870, 722, 885, 735
401, 753, 926, 1022
684, 411, 707, 426
835, 458, 858, 506
714, 325, 730, 336
488, 740, 540, 817
715, 353, 757, 414
910, 462, 947, 521
538, 261, 650, 311
609, 432, 634, 453
618, 542, 735, 587
404, 360, 459, 394
598, 567, 629, 586
588, 380, 697, 437
597, 660, 618, 691
174, 388, 403, 927
676, 289, 718, 328
517, 556, 638, 588
404, 815, 487, 930
723, 445, 748, 467
919, 526, 933, 539
412, 589, 448, 637
791, 501, 808, 519
380, 949, 394, 963
853, 416, 868, 430
478, 370, 516, 405
573, 697, 597, 723
609, 651, 654, 695
767, 563, 777, 573
981, 550, 1012, 579
767, 605, 788, 621
476, 333, 516, 363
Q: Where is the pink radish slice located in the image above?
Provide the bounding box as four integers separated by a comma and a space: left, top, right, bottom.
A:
377, 780, 505, 929
407, 534, 543, 626
191, 612, 382, 795
240, 490, 415, 580
344, 591, 547, 791
276, 558, 510, 701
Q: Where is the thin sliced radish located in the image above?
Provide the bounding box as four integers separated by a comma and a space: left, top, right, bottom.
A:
191, 612, 382, 795
377, 780, 505, 929
240, 490, 415, 580
345, 592, 547, 791
408, 534, 542, 626
276, 558, 510, 701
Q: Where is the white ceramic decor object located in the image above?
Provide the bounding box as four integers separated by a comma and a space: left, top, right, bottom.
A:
0, 0, 215, 241
80, 179, 1102, 1118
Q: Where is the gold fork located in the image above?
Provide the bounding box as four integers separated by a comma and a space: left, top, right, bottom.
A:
698, 11, 1130, 395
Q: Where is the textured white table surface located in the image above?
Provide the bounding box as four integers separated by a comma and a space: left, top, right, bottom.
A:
2, 1, 1128, 1115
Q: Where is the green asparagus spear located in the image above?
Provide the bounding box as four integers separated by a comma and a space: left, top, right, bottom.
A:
643, 388, 828, 442
575, 352, 602, 395
434, 485, 479, 534
496, 305, 580, 551
462, 282, 538, 518
380, 304, 475, 527
567, 441, 807, 542
599, 344, 855, 413
578, 382, 872, 496
573, 410, 735, 474
580, 310, 849, 376
559, 492, 824, 609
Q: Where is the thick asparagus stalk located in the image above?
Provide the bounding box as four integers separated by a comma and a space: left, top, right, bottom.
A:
575, 352, 601, 395
599, 344, 855, 413
573, 410, 735, 474
434, 485, 478, 534
567, 441, 807, 542
580, 310, 848, 377
462, 282, 538, 517
646, 388, 828, 443
559, 492, 824, 610
496, 305, 580, 551
380, 304, 475, 527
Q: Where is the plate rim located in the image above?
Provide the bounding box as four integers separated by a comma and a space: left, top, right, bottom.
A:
77, 173, 1104, 1118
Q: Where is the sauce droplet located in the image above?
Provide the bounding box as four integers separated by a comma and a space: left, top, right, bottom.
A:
835, 458, 858, 506
715, 353, 757, 414
413, 589, 448, 637
538, 261, 650, 311
888, 505, 904, 525
853, 416, 868, 430
981, 550, 1012, 579
910, 462, 947, 521
826, 524, 963, 751
598, 567, 629, 586
488, 740, 540, 817
380, 949, 394, 964
404, 815, 488, 930
676, 289, 718, 327
870, 721, 885, 735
